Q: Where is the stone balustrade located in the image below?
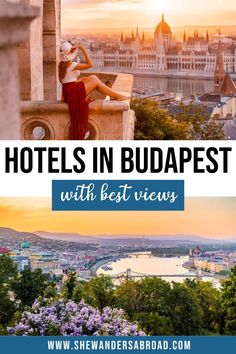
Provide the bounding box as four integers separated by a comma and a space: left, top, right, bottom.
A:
20, 72, 135, 140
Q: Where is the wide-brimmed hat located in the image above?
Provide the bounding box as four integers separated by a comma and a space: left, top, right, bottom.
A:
60, 41, 78, 62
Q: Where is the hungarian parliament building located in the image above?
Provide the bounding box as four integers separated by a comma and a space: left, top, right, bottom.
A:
88, 14, 236, 78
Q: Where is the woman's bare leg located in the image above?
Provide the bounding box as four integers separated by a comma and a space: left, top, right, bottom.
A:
81, 75, 130, 100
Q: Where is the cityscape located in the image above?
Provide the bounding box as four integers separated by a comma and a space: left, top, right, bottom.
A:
1, 226, 236, 284
0, 199, 235, 336
1, 0, 236, 338
61, 8, 236, 139
67, 14, 236, 79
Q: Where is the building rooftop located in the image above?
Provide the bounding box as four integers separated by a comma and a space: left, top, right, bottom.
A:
155, 14, 172, 36
199, 93, 221, 103
219, 72, 236, 95
0, 247, 9, 254
21, 241, 30, 249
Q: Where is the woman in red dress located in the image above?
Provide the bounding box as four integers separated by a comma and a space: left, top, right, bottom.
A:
59, 42, 130, 140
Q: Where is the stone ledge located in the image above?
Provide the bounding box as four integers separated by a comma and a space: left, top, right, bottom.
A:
20, 100, 130, 114
20, 100, 135, 140
0, 2, 39, 17
20, 72, 135, 140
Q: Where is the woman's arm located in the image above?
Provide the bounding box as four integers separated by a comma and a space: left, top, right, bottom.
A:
73, 44, 93, 70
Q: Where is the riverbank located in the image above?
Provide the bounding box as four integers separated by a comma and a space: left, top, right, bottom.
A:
91, 67, 236, 81
183, 262, 228, 282
133, 73, 214, 81
90, 257, 126, 276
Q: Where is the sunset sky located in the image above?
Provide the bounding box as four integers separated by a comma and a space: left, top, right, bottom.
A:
61, 0, 236, 30
0, 198, 235, 239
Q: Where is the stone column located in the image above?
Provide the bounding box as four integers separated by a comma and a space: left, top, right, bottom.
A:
43, 0, 61, 100
0, 1, 39, 139
18, 0, 44, 101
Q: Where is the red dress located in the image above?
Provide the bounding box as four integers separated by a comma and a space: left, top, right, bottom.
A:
62, 81, 89, 140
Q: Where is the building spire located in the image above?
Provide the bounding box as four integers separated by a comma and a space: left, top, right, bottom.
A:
162, 12, 165, 22
132, 28, 134, 40
206, 29, 209, 42
183, 30, 186, 42
214, 36, 225, 93
156, 27, 165, 54
120, 31, 124, 42
142, 30, 145, 42
194, 29, 199, 39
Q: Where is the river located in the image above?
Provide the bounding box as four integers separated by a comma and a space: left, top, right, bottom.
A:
133, 76, 214, 99
97, 256, 221, 287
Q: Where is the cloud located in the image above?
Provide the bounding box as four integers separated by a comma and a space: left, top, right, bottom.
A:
61, 0, 236, 30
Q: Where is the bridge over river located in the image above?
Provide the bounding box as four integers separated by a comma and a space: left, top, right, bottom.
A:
109, 268, 215, 280
127, 252, 152, 258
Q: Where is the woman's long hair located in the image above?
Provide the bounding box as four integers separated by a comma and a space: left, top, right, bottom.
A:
58, 61, 72, 82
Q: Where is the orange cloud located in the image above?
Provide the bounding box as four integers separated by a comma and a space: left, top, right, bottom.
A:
0, 197, 235, 239
61, 0, 236, 29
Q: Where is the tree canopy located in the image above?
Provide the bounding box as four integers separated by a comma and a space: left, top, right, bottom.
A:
1, 253, 236, 337
132, 99, 225, 140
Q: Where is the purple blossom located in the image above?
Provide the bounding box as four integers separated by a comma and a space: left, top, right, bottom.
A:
8, 299, 145, 336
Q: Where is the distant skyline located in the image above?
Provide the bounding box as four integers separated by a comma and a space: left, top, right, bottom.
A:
61, 0, 236, 30
0, 198, 235, 239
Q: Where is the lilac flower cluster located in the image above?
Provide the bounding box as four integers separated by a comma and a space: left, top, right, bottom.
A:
8, 299, 145, 336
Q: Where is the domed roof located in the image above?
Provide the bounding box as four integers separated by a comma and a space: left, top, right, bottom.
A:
155, 14, 172, 36
21, 241, 30, 249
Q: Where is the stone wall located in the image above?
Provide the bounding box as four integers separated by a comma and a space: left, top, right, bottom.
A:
0, 0, 39, 139
20, 73, 135, 140
21, 99, 135, 140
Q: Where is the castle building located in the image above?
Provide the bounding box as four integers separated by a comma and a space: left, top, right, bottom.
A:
89, 14, 236, 78
214, 38, 225, 92
188, 248, 195, 267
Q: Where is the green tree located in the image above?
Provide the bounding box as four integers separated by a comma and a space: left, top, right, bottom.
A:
132, 99, 189, 140
0, 255, 17, 284
185, 279, 222, 334
62, 271, 78, 300
81, 275, 115, 310
0, 256, 17, 326
115, 278, 171, 316
221, 266, 236, 334
172, 102, 225, 140
114, 278, 173, 335
72, 280, 87, 303
43, 283, 58, 299
132, 99, 225, 140
11, 269, 50, 307
115, 280, 142, 317
139, 278, 171, 315
167, 282, 202, 335
0, 287, 16, 327
134, 312, 173, 336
